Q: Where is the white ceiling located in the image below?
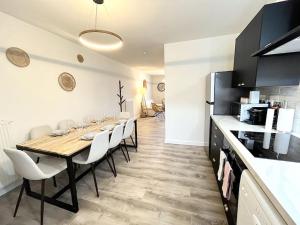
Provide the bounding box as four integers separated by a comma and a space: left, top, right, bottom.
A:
0, 0, 274, 75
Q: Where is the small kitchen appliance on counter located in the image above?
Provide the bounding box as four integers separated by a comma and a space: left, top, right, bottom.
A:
231, 102, 268, 122
245, 107, 268, 125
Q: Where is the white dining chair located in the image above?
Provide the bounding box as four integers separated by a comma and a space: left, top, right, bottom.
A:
72, 130, 109, 197
125, 119, 136, 151
30, 125, 52, 140
57, 119, 76, 130
121, 118, 136, 162
29, 125, 58, 187
29, 125, 52, 163
119, 112, 130, 119
109, 124, 124, 149
4, 148, 67, 225
29, 126, 52, 161
108, 124, 127, 176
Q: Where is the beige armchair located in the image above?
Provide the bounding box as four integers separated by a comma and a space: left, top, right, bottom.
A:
151, 103, 165, 118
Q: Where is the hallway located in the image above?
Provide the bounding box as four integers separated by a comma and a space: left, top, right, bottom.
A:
0, 118, 227, 225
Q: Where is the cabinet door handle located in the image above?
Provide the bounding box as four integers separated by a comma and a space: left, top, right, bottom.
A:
214, 135, 217, 138
265, 43, 272, 48
213, 142, 217, 146
224, 204, 229, 212
214, 126, 218, 130
240, 82, 245, 86
212, 158, 216, 162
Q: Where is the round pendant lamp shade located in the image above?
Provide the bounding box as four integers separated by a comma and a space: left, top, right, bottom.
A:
79, 0, 123, 51
79, 29, 123, 51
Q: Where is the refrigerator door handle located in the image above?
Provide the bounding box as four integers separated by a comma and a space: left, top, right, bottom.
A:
206, 101, 214, 105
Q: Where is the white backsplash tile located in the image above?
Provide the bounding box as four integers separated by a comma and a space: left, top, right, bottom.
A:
258, 84, 300, 134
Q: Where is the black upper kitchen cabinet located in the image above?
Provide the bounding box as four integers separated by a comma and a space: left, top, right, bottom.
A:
233, 1, 300, 88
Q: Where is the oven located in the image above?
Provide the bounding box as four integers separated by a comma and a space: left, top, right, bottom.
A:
218, 146, 247, 225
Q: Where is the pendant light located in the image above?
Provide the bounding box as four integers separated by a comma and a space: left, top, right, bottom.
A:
79, 0, 123, 51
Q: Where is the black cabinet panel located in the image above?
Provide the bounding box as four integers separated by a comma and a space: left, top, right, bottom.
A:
233, 1, 300, 88
257, 53, 300, 87
209, 120, 238, 225
233, 10, 262, 88
214, 72, 250, 114
260, 2, 300, 48
209, 120, 224, 174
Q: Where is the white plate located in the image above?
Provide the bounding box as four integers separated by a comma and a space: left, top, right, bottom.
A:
81, 132, 98, 140
115, 119, 127, 125
100, 124, 115, 131
81, 136, 93, 141
75, 123, 89, 129
50, 130, 68, 136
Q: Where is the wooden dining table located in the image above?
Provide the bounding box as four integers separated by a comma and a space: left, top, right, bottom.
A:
16, 119, 138, 213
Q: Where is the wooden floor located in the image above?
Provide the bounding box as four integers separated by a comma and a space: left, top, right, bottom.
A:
0, 117, 227, 225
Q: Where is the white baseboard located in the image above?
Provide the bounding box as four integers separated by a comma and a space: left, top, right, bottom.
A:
165, 138, 208, 147
0, 179, 22, 197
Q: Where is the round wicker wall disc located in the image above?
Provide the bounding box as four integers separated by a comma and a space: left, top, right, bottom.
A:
58, 72, 76, 91
77, 54, 84, 63
6, 47, 30, 67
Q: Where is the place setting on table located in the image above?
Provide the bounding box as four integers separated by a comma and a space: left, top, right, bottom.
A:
80, 118, 128, 141
46, 116, 128, 141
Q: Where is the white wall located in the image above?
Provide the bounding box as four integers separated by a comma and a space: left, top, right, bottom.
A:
151, 75, 165, 103
164, 34, 237, 146
0, 12, 150, 195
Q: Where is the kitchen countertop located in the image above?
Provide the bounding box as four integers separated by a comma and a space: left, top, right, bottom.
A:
211, 115, 300, 225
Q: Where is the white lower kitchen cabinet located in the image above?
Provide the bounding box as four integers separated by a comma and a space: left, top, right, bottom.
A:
237, 170, 286, 225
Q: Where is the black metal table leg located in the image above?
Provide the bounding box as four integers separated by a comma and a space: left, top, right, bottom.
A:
91, 163, 99, 197
66, 157, 79, 213
122, 120, 138, 150
134, 119, 138, 148
41, 179, 45, 225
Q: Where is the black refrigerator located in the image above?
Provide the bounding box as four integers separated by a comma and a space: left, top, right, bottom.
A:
204, 71, 249, 144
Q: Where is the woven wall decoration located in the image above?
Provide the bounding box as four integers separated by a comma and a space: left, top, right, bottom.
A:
6, 47, 30, 67
77, 54, 84, 63
58, 72, 76, 92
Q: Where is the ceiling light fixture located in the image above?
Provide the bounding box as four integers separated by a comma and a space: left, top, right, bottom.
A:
79, 0, 123, 51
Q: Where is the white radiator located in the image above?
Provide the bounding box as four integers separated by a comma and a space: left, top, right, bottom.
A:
0, 120, 19, 196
